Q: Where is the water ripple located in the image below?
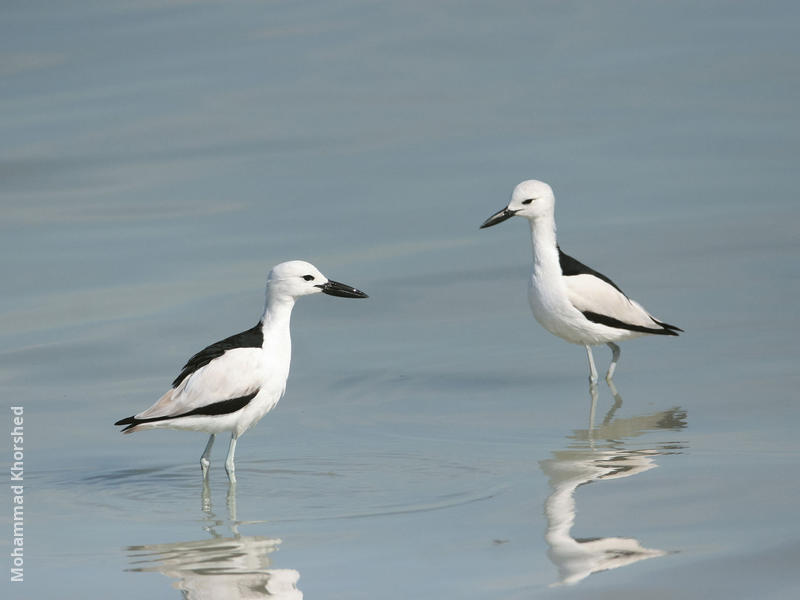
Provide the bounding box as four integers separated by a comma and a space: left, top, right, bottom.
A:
50, 452, 510, 523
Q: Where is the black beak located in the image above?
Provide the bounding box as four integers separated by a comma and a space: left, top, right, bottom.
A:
480, 207, 518, 229
316, 279, 369, 299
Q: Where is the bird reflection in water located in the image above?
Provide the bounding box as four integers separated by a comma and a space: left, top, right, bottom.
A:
125, 482, 302, 599
540, 381, 687, 586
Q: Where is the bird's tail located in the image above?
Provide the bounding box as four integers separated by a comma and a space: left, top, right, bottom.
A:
114, 415, 141, 434
653, 319, 683, 336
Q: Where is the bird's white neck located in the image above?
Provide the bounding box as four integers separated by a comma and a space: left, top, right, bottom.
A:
259, 295, 295, 346
529, 214, 560, 279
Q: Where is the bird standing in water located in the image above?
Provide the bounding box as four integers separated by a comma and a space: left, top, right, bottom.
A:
481, 180, 681, 383
115, 260, 368, 482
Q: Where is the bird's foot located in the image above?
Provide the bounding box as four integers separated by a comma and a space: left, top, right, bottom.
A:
200, 458, 210, 478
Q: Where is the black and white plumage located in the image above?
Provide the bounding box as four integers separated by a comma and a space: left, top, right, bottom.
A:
115, 260, 368, 481
481, 179, 681, 383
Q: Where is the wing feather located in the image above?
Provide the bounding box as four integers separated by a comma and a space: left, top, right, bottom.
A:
172, 323, 263, 388
136, 348, 264, 420
564, 274, 668, 332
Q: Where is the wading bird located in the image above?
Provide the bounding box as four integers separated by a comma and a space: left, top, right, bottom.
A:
115, 260, 368, 481
481, 180, 681, 382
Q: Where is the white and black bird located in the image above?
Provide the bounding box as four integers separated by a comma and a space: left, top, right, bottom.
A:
481, 180, 681, 383
115, 260, 368, 482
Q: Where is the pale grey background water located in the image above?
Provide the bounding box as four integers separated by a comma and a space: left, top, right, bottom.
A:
2, 1, 799, 598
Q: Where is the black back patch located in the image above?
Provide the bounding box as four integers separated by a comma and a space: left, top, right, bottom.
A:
558, 247, 626, 296
172, 322, 263, 388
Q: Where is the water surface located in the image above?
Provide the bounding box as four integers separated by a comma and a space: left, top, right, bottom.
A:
2, 1, 799, 598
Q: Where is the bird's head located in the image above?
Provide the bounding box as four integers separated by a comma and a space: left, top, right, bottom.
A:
480, 179, 555, 228
267, 260, 368, 300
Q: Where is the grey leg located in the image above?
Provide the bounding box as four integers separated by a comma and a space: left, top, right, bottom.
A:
200, 434, 215, 478
201, 476, 212, 514
606, 342, 621, 381
224, 433, 238, 483
227, 479, 239, 534
585, 344, 598, 384
603, 379, 623, 426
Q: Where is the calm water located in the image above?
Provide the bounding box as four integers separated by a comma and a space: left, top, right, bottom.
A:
2, 1, 800, 598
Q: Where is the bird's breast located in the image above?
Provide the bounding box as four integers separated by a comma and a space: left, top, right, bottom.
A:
528, 272, 587, 342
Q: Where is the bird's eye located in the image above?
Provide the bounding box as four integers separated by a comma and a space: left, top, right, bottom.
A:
302, 275, 315, 281
522, 198, 534, 205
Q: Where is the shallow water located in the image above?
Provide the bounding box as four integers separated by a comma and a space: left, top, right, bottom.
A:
3, 1, 800, 598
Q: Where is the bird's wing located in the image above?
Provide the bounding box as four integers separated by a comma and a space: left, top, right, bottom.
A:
564, 274, 665, 332
135, 347, 264, 420
172, 323, 263, 388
